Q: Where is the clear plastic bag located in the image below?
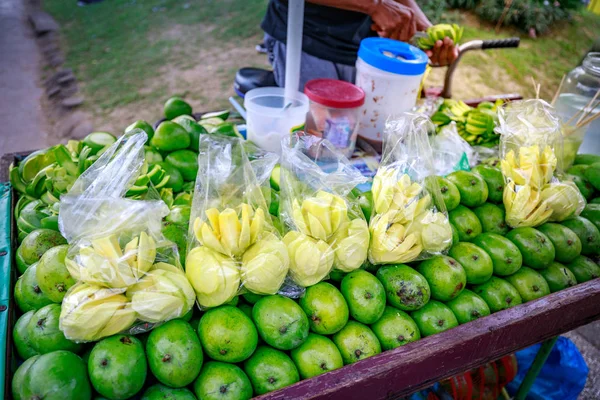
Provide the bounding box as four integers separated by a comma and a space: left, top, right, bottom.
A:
430, 122, 474, 175
58, 131, 195, 342
369, 113, 453, 265
497, 100, 585, 228
279, 133, 370, 287
185, 135, 288, 308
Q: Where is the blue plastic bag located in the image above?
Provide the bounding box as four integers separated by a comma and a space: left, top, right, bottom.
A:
507, 336, 588, 400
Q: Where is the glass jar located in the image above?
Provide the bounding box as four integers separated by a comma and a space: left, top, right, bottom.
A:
554, 52, 600, 167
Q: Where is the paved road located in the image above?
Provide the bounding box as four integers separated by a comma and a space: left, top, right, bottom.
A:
0, 0, 47, 155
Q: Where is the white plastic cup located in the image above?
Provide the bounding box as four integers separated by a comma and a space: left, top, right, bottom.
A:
244, 87, 309, 155
355, 38, 428, 148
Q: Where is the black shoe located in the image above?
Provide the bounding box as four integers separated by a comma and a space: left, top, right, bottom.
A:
255, 42, 267, 54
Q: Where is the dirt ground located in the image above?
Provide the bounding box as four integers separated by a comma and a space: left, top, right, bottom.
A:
90, 31, 269, 134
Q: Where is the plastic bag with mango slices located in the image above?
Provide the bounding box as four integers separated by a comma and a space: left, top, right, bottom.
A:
185, 135, 289, 308
368, 113, 453, 265
497, 100, 585, 228
279, 133, 370, 287
58, 130, 194, 342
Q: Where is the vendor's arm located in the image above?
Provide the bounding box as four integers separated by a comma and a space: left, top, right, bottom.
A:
306, 0, 417, 41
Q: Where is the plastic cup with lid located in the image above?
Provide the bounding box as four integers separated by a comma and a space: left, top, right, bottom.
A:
303, 79, 366, 158
355, 38, 428, 152
244, 87, 309, 155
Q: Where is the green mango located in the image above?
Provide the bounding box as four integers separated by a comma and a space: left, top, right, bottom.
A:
13, 311, 40, 360
89, 335, 147, 399
447, 170, 488, 207
290, 334, 343, 379
561, 217, 600, 256
370, 306, 420, 350
299, 282, 349, 335
125, 120, 155, 142
581, 204, 600, 231
565, 174, 594, 200
472, 233, 523, 276
193, 361, 252, 400
156, 161, 184, 192
472, 165, 504, 204
449, 205, 483, 242
505, 267, 550, 302
565, 255, 600, 283
164, 96, 193, 120
141, 384, 197, 400
17, 229, 67, 272
505, 227, 555, 269
147, 319, 203, 388
27, 304, 81, 354
340, 270, 386, 323
448, 242, 493, 284
539, 262, 577, 292
446, 289, 490, 324
584, 162, 600, 191
253, 295, 308, 351
426, 176, 460, 212
243, 346, 299, 395
172, 115, 207, 152
151, 121, 191, 151
411, 300, 458, 337
472, 277, 522, 312
144, 146, 163, 164
472, 203, 508, 235
36, 245, 75, 302
165, 149, 199, 181
15, 351, 91, 400
376, 264, 430, 311
200, 306, 258, 362
538, 223, 582, 264
575, 154, 600, 165
416, 256, 466, 302
14, 263, 54, 313
332, 321, 381, 365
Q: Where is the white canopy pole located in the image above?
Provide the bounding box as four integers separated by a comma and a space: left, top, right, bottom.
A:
284, 0, 305, 103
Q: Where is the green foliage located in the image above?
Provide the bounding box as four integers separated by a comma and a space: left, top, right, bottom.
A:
476, 0, 576, 34
420, 0, 449, 24
447, 0, 480, 9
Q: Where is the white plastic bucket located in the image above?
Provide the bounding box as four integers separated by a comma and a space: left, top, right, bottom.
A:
355, 38, 428, 145
244, 87, 309, 155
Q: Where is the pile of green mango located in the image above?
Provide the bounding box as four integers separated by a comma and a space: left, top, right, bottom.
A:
8, 93, 600, 400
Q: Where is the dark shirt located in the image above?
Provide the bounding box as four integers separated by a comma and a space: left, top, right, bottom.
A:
261, 0, 376, 66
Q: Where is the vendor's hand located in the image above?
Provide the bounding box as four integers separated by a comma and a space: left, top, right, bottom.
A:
426, 37, 459, 66
370, 0, 416, 42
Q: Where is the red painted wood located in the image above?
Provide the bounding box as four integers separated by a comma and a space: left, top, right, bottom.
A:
258, 279, 600, 400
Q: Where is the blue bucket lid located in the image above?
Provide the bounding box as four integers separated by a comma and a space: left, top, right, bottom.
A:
358, 38, 428, 76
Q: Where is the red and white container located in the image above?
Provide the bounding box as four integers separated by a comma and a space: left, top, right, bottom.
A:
304, 79, 365, 157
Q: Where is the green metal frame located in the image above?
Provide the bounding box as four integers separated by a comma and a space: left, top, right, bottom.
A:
0, 183, 12, 399
514, 336, 559, 400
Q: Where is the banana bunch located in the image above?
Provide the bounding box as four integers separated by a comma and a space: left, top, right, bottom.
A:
416, 24, 464, 50
291, 191, 348, 241
369, 168, 452, 264
66, 232, 157, 288
185, 246, 240, 308
126, 262, 195, 323
501, 144, 583, 226
193, 204, 266, 258
328, 219, 370, 272
241, 233, 289, 295
60, 282, 137, 342
283, 231, 334, 287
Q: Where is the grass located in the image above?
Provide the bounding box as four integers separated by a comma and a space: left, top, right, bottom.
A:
44, 1, 600, 130
452, 10, 600, 99
44, 0, 268, 110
